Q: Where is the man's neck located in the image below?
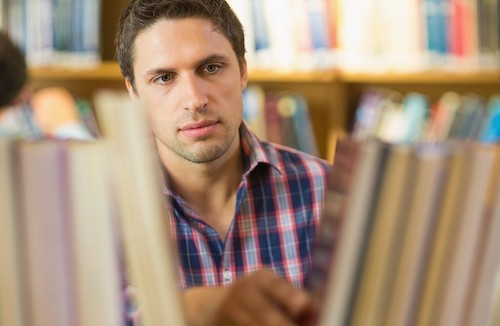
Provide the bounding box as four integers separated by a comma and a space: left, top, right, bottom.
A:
160, 138, 244, 239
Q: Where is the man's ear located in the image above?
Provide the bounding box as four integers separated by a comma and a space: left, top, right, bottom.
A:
125, 78, 138, 99
240, 58, 248, 90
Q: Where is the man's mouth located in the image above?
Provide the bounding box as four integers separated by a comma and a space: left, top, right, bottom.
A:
180, 121, 218, 138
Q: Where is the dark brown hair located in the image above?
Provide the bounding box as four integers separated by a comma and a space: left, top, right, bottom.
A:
0, 32, 27, 108
115, 0, 246, 89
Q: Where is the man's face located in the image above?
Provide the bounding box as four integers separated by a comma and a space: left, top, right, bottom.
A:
128, 17, 248, 164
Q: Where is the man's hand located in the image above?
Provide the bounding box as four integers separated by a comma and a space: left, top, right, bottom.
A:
183, 269, 315, 326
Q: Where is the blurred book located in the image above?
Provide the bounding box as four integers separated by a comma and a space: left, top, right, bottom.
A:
243, 86, 319, 156
0, 136, 25, 326
94, 90, 185, 326
352, 87, 500, 144
14, 140, 123, 326
309, 139, 500, 326
308, 138, 388, 326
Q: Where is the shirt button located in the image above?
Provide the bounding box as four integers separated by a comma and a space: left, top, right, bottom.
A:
223, 270, 232, 283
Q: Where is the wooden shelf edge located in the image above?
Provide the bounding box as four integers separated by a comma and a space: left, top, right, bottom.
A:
29, 61, 123, 81
29, 62, 500, 84
248, 69, 339, 83
339, 70, 500, 84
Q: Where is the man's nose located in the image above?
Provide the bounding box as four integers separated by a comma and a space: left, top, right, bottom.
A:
179, 74, 208, 112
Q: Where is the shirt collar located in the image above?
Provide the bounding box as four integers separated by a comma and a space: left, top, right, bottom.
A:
240, 120, 283, 176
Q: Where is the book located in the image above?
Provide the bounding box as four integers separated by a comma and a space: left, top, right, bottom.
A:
276, 93, 302, 151
384, 143, 451, 326
433, 143, 496, 326
94, 90, 185, 326
416, 145, 469, 326
24, 0, 54, 67
310, 139, 388, 326
374, 92, 407, 143
463, 145, 500, 326
477, 0, 500, 67
16, 141, 76, 326
262, 0, 300, 70
350, 144, 414, 326
0, 136, 25, 326
276, 92, 319, 156
69, 0, 101, 66
305, 0, 335, 69
448, 0, 479, 68
447, 94, 484, 140
66, 141, 122, 326
225, 0, 256, 69
422, 0, 449, 65
479, 95, 500, 143
351, 87, 393, 141
75, 97, 101, 138
242, 84, 267, 140
424, 92, 462, 142
312, 138, 500, 326
401, 93, 428, 143
249, 0, 272, 68
263, 92, 283, 145
306, 136, 364, 299
490, 267, 500, 326
457, 94, 488, 140
290, 93, 319, 156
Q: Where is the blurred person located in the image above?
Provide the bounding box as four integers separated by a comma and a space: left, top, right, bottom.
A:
0, 31, 93, 140
116, 0, 333, 325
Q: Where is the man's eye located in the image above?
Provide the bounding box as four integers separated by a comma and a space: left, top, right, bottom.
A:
204, 64, 221, 74
155, 74, 173, 84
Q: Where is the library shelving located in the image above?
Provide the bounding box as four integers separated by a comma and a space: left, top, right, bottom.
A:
29, 63, 500, 160
24, 0, 500, 161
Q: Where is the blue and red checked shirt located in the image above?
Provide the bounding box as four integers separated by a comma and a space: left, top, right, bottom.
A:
164, 122, 333, 289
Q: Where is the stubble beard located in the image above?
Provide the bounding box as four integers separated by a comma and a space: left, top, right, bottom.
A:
168, 128, 235, 164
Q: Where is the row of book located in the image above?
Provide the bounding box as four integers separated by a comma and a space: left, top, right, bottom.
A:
227, 0, 500, 72
351, 87, 500, 144
307, 137, 500, 326
243, 85, 320, 157
0, 96, 100, 140
0, 91, 185, 326
0, 0, 101, 67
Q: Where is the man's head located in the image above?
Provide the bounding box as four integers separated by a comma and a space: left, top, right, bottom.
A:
115, 0, 249, 166
116, 0, 246, 91
0, 32, 27, 108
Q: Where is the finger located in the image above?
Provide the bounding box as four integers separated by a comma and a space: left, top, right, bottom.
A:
214, 297, 258, 326
262, 274, 314, 320
241, 280, 297, 326
213, 284, 264, 326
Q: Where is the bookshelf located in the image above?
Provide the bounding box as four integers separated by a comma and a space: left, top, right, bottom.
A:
30, 63, 500, 160
5, 0, 500, 324
25, 0, 500, 162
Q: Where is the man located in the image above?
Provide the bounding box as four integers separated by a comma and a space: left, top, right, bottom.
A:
0, 32, 93, 140
0, 32, 28, 114
116, 0, 333, 324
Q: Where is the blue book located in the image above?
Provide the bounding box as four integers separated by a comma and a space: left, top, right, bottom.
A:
250, 0, 269, 52
402, 93, 429, 143
424, 0, 449, 56
306, 0, 331, 50
479, 96, 500, 143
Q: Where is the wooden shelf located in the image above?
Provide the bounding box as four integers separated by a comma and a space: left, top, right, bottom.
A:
248, 69, 339, 83
30, 62, 123, 81
340, 70, 500, 84
30, 62, 339, 83
30, 62, 500, 85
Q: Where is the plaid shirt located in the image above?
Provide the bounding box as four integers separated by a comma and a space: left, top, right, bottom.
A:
165, 122, 332, 289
